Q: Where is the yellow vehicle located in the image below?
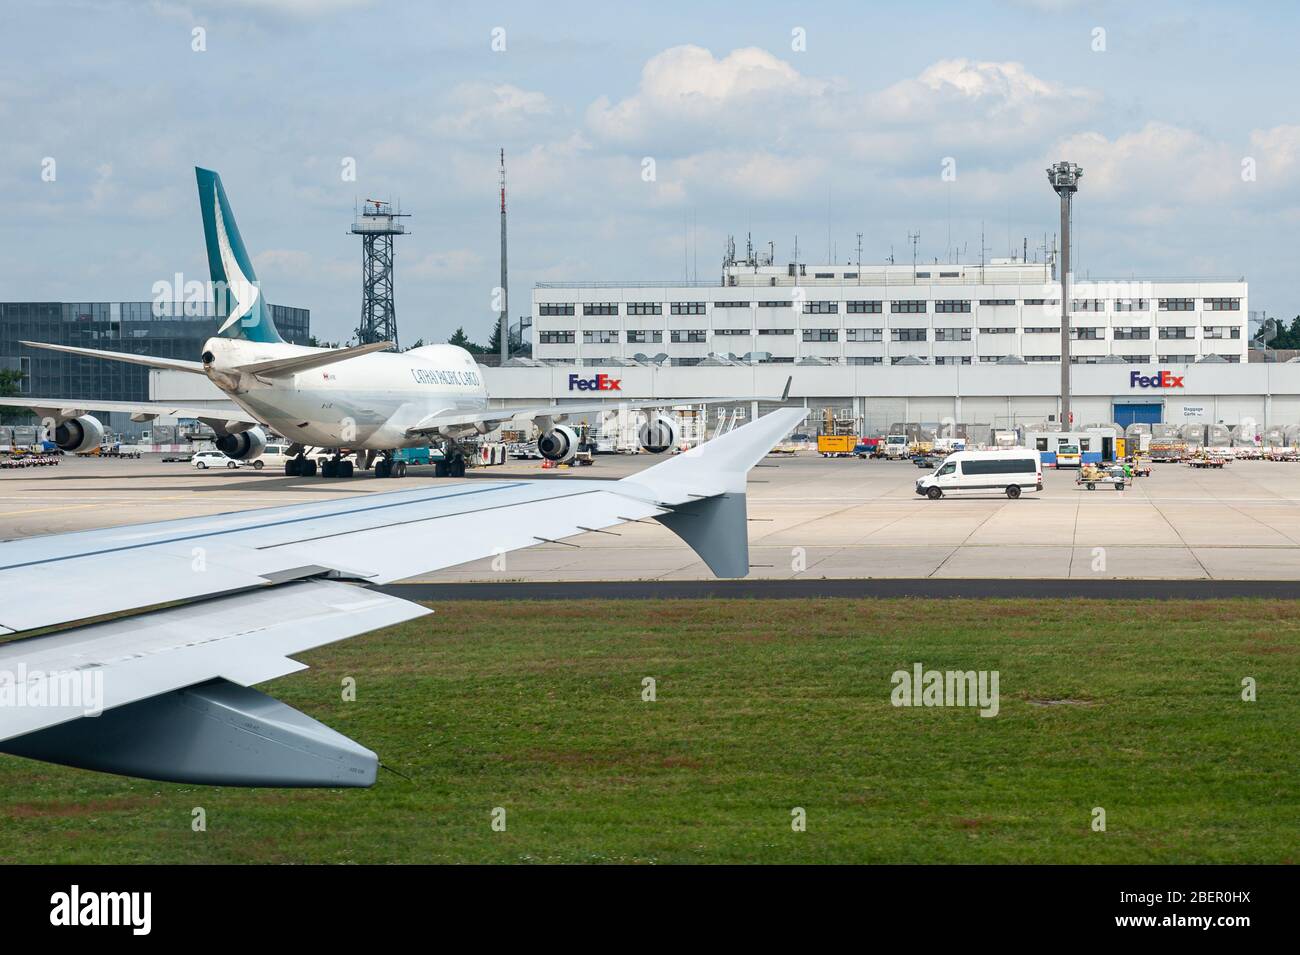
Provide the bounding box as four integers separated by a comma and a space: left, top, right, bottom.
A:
817, 434, 857, 457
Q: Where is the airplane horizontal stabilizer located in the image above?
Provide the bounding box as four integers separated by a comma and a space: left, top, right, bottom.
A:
235, 340, 395, 377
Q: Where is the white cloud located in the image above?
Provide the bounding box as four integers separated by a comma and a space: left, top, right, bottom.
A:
434, 83, 553, 138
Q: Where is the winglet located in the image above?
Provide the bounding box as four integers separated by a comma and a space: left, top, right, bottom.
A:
782, 375, 792, 401
616, 407, 807, 578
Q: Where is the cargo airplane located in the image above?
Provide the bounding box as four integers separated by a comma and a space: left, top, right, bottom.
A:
0, 168, 780, 477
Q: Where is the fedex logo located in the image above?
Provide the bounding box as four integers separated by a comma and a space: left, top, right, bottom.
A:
1130, 370, 1185, 389
568, 373, 622, 392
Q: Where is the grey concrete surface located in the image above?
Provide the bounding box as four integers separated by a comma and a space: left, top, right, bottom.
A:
3, 452, 1300, 581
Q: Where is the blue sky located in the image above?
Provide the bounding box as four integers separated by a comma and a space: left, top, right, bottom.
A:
2, 0, 1297, 343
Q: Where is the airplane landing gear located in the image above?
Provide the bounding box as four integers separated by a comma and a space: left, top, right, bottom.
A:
286, 454, 316, 477
321, 456, 354, 478
375, 454, 406, 479
434, 443, 467, 478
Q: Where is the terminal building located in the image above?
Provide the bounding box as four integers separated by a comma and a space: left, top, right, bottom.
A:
0, 300, 311, 434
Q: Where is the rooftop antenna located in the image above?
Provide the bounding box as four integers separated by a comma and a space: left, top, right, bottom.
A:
855, 232, 863, 285
908, 230, 920, 276
497, 148, 508, 362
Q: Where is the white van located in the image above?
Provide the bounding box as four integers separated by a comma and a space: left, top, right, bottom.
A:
258, 442, 295, 471
915, 449, 1043, 500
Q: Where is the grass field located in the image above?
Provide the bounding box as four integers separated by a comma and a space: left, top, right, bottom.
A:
0, 598, 1296, 864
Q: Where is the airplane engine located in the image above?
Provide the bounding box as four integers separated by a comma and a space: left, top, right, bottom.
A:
537, 425, 578, 463
215, 426, 268, 461
638, 414, 678, 454
52, 415, 104, 454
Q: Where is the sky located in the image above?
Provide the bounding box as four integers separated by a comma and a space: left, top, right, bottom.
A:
1, 0, 1298, 344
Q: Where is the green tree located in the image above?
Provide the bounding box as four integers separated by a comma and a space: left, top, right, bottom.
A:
447, 327, 488, 354
0, 368, 32, 423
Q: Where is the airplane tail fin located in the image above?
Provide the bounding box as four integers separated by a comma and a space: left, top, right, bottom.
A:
195, 167, 283, 344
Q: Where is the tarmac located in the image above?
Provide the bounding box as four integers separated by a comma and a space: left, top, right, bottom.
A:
3, 451, 1300, 581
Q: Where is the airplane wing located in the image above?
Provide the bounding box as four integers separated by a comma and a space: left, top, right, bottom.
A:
0, 407, 805, 788
235, 340, 394, 377
408, 377, 793, 434
0, 396, 254, 426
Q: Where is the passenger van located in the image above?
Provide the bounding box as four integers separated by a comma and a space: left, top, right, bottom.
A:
257, 442, 295, 471
1054, 443, 1082, 469
915, 449, 1043, 499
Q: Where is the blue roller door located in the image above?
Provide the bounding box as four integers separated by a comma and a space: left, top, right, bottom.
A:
1113, 402, 1162, 427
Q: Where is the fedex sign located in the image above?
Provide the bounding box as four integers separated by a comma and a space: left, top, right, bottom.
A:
1130, 370, 1185, 389
568, 373, 622, 392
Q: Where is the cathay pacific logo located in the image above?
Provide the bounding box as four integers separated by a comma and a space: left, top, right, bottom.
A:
213, 184, 260, 334
1130, 370, 1185, 389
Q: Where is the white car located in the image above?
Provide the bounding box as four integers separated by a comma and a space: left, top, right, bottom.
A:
191, 450, 242, 470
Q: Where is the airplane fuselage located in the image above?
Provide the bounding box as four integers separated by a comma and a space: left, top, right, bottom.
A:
202, 337, 489, 451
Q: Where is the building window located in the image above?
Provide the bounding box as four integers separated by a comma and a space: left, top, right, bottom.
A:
979, 327, 1015, 335
1113, 327, 1151, 340
714, 328, 751, 336
1024, 355, 1060, 362
758, 328, 794, 336
1204, 297, 1241, 311
1072, 299, 1105, 312
843, 272, 858, 280
978, 356, 1006, 363
626, 330, 662, 344
627, 302, 662, 316
939, 271, 960, 278
538, 331, 575, 344
1119, 354, 1152, 363
538, 303, 575, 316
1159, 298, 1195, 311
891, 328, 928, 342
583, 330, 618, 344
847, 300, 882, 313
813, 272, 835, 279
670, 302, 706, 315
670, 329, 706, 343
934, 327, 971, 342
1202, 326, 1241, 339
802, 328, 839, 342
583, 302, 619, 316
803, 300, 839, 314
1071, 327, 1104, 340
935, 300, 971, 313
1023, 298, 1059, 306
1114, 298, 1149, 311
712, 300, 750, 309
1158, 354, 1196, 363
848, 356, 883, 365
757, 300, 790, 308
979, 299, 1015, 306
934, 355, 972, 365
915, 272, 931, 279
845, 327, 882, 342
1158, 327, 1194, 339
1023, 326, 1060, 333
891, 300, 927, 314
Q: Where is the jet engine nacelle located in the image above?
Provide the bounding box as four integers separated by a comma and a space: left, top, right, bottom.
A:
215, 426, 268, 461
53, 415, 105, 454
537, 425, 578, 463
639, 414, 678, 454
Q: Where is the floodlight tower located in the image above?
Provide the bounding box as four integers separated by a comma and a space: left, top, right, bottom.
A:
352, 199, 409, 349
1047, 161, 1083, 428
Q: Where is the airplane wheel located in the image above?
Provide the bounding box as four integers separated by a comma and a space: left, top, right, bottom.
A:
322, 460, 338, 478
285, 459, 300, 476
340, 461, 354, 478
449, 454, 466, 478
393, 461, 407, 478
302, 459, 317, 477
434, 460, 449, 477
375, 460, 391, 479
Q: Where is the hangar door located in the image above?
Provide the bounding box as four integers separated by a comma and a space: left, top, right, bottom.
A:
1112, 402, 1162, 427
